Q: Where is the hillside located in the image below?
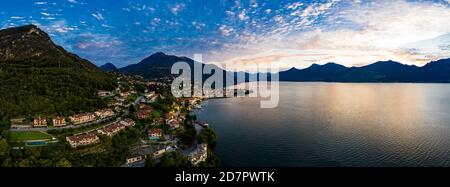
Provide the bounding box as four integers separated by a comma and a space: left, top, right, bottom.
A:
0, 25, 116, 118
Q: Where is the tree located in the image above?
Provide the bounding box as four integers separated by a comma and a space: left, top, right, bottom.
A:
0, 139, 10, 164
55, 158, 72, 167
18, 159, 31, 167
151, 110, 162, 118
179, 125, 196, 146
129, 105, 137, 114
144, 156, 156, 167
159, 151, 189, 167
135, 83, 146, 94
0, 117, 10, 133
198, 127, 217, 149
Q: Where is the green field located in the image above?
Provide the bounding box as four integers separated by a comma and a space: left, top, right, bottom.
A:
9, 131, 53, 142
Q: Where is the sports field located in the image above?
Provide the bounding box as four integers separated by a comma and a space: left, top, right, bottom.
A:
9, 131, 53, 141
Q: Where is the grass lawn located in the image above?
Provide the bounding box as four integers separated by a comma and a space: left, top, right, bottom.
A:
9, 131, 53, 142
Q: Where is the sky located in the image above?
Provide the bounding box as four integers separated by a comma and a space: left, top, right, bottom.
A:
1, 0, 450, 71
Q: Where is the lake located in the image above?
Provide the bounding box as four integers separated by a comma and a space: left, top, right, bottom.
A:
194, 82, 450, 167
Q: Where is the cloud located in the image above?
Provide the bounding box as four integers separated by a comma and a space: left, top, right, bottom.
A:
68, 0, 77, 3
49, 20, 77, 33
219, 25, 234, 36
41, 12, 50, 16
151, 18, 161, 26
34, 2, 47, 5
10, 16, 25, 19
207, 0, 450, 71
170, 3, 185, 15
225, 10, 235, 16
61, 32, 127, 66
101, 24, 113, 28
238, 11, 249, 21
192, 21, 206, 30
286, 2, 303, 10
73, 33, 121, 50
92, 12, 104, 21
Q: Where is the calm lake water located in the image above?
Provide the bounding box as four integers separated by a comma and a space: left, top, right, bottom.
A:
194, 82, 450, 167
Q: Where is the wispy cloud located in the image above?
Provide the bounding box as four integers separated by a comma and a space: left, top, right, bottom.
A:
34, 2, 47, 5
91, 12, 104, 21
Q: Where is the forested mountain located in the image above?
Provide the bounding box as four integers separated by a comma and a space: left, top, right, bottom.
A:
0, 25, 116, 118
120, 52, 196, 79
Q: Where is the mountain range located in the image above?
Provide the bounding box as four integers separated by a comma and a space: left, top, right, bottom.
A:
119, 52, 450, 83
278, 59, 450, 82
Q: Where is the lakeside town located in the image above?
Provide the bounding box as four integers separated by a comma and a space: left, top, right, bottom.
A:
5, 73, 217, 167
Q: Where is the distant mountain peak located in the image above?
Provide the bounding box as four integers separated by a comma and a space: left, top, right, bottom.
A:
120, 52, 195, 78
365, 60, 403, 67
307, 62, 346, 70
150, 52, 167, 57
288, 67, 299, 71
322, 62, 345, 67
309, 63, 321, 68
100, 62, 118, 72
374, 60, 399, 64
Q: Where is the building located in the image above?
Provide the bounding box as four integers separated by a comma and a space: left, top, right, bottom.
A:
153, 149, 166, 159
69, 113, 96, 125
188, 144, 208, 166
120, 118, 136, 127
112, 101, 124, 107
136, 105, 153, 119
97, 122, 124, 137
95, 109, 115, 119
66, 132, 100, 148
166, 118, 181, 129
120, 91, 132, 97
152, 117, 165, 126
98, 90, 112, 97
139, 104, 153, 110
144, 91, 155, 99
149, 94, 160, 103
136, 110, 149, 119
52, 116, 66, 127
33, 116, 47, 127
126, 156, 143, 164
98, 119, 135, 137
148, 129, 162, 141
